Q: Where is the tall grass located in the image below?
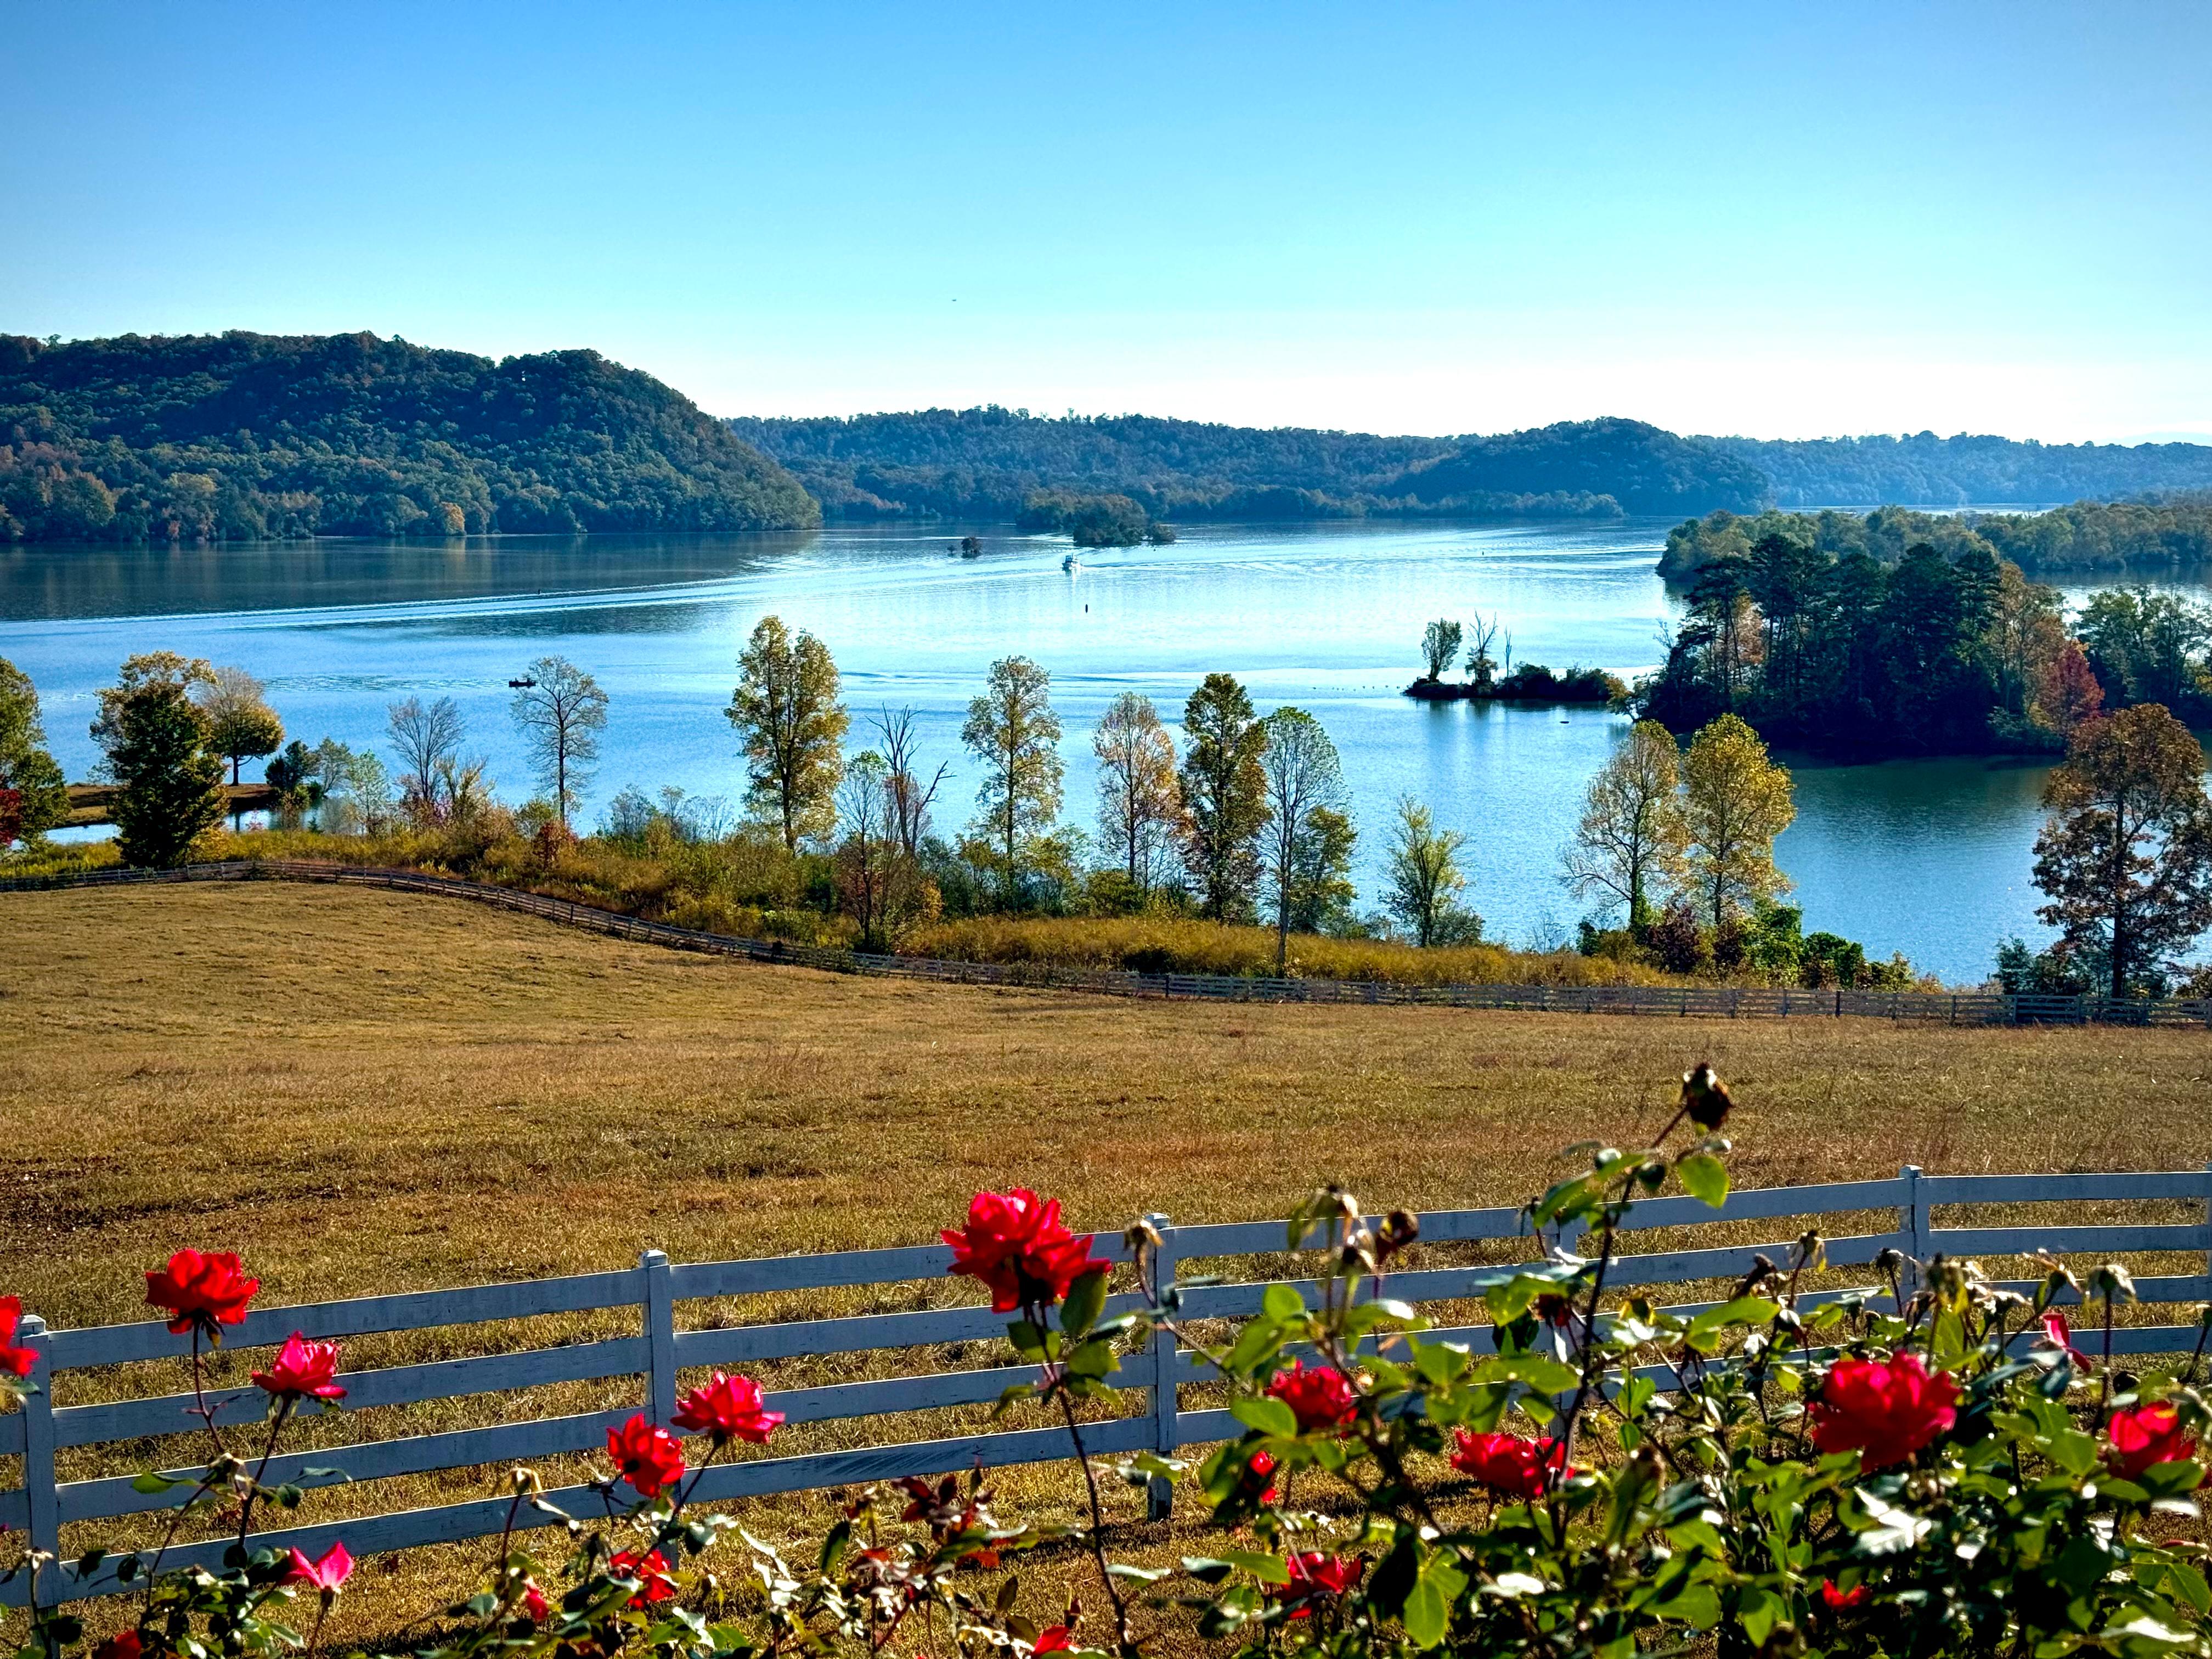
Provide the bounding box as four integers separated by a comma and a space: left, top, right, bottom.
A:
903, 913, 1679, 986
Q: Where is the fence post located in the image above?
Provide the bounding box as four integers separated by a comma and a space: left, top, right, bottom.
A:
641, 1251, 677, 1427
1895, 1166, 1925, 1311
19, 1315, 59, 1605
2203, 1164, 2212, 1286
1143, 1212, 1178, 1522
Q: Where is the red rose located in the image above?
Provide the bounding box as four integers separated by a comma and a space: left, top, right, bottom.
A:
1449, 1430, 1575, 1498
1243, 1448, 1280, 1503
1033, 1627, 1073, 1653
92, 1634, 142, 1659
672, 1371, 783, 1446
610, 1548, 676, 1608
943, 1189, 1109, 1313
252, 1333, 346, 1402
1278, 1552, 1363, 1618
285, 1540, 353, 1593
1807, 1353, 1959, 1471
2106, 1404, 2198, 1481
607, 1414, 687, 1497
1266, 1361, 1358, 1432
145, 1250, 259, 1338
1817, 1579, 1870, 1611
0, 1296, 35, 1379
522, 1582, 551, 1622
2034, 1312, 2094, 1369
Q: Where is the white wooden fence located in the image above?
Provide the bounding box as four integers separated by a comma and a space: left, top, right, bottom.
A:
5, 1168, 2211, 1606
8, 859, 2211, 1028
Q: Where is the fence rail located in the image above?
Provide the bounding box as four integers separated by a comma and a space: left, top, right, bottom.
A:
7, 1167, 2212, 1605
9, 857, 2211, 1028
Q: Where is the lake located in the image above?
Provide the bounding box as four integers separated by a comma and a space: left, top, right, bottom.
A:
0, 520, 2124, 984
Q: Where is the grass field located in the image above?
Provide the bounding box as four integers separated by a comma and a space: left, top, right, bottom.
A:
4, 881, 2210, 1645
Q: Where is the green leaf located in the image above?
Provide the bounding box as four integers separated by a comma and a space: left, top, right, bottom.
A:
1649, 1583, 1721, 1628
1471, 1353, 1581, 1395
1231, 1396, 1299, 1438
1215, 1549, 1290, 1586
131, 1472, 188, 1495
1675, 1153, 1729, 1210
1262, 1284, 1306, 1322
1060, 1269, 1109, 1339
1737, 1587, 1781, 1647
1007, 1319, 1047, 1356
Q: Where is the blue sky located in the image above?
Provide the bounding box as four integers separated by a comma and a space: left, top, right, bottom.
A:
4, 2, 2208, 440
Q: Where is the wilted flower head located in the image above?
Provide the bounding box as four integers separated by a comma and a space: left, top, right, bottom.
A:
1679, 1063, 1732, 1130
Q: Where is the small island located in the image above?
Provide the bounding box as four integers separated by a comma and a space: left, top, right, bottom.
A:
1401, 616, 1627, 704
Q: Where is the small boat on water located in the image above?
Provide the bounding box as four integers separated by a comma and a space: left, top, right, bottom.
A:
1062, 553, 1081, 572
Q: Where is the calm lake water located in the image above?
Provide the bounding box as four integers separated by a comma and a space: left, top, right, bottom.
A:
0, 520, 2135, 984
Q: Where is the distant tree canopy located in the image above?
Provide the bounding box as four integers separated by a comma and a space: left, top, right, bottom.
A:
1388, 417, 1768, 516
0, 331, 819, 543
1661, 499, 2212, 580
1704, 431, 2212, 510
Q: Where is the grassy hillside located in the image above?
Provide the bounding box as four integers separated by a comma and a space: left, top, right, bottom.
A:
5, 881, 2209, 1642
0, 331, 820, 541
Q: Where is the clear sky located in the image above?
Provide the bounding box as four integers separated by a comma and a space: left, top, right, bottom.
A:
4, 2, 2208, 442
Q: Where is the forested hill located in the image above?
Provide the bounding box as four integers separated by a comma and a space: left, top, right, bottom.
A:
0, 332, 819, 542
726, 409, 1722, 522
734, 407, 2212, 526
1703, 431, 2212, 509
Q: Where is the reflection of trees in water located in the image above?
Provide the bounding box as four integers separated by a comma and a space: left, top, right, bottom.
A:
0, 532, 822, 623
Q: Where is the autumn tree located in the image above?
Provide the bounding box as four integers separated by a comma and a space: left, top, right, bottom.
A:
833, 751, 922, 951
961, 656, 1064, 901
387, 695, 467, 823
872, 705, 949, 857
1256, 707, 1351, 973
1560, 720, 1689, 930
727, 616, 848, 849
2036, 640, 2107, 735
1420, 619, 1462, 681
1092, 691, 1183, 892
91, 651, 225, 868
1680, 713, 1795, 929
511, 656, 610, 826
0, 656, 70, 844
2032, 703, 2212, 998
1382, 797, 1474, 947
1177, 672, 1270, 922
196, 666, 285, 786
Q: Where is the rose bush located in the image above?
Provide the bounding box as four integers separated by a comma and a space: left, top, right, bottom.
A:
7, 1063, 2212, 1659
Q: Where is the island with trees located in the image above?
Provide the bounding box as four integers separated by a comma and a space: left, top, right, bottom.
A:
0, 331, 819, 543
1661, 498, 2212, 580
1403, 615, 1627, 705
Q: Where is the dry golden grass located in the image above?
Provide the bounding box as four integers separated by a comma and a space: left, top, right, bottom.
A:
3, 881, 2209, 1645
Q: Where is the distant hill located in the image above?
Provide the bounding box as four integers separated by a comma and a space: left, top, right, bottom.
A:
729, 408, 1632, 522
1386, 416, 1768, 515
741, 408, 2212, 527
0, 331, 819, 542
1703, 431, 2212, 508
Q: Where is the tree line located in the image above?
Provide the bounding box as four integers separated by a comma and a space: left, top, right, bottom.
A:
1661, 499, 2212, 581
1643, 523, 2212, 756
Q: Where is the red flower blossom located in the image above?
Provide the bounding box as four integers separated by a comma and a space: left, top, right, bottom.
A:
943, 1189, 1109, 1313
1449, 1430, 1576, 1498
0, 1296, 35, 1379
252, 1333, 346, 1402
1278, 1553, 1363, 1618
2034, 1312, 2094, 1369
522, 1582, 551, 1622
2106, 1403, 2199, 1481
607, 1414, 687, 1497
610, 1548, 676, 1608
1807, 1353, 1960, 1471
286, 1540, 353, 1593
1817, 1579, 1870, 1611
1243, 1448, 1280, 1503
672, 1371, 783, 1445
91, 1634, 142, 1659
145, 1250, 259, 1338
1034, 1628, 1074, 1653
1266, 1361, 1358, 1432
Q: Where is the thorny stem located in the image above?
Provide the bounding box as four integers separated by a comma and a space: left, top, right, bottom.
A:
2099, 1293, 2117, 1419
189, 1327, 231, 1459
304, 1596, 333, 1659
1053, 1381, 1131, 1652
2184, 1315, 2212, 1386
236, 1395, 297, 1547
